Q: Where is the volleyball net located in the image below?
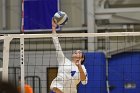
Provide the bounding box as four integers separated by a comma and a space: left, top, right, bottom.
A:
0, 32, 140, 93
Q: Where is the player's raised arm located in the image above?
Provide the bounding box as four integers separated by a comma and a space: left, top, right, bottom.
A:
52, 19, 65, 64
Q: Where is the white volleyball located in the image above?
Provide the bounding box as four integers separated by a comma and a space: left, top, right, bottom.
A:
53, 11, 68, 26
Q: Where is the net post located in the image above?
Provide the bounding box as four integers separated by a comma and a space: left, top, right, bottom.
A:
2, 36, 13, 81
20, 36, 25, 93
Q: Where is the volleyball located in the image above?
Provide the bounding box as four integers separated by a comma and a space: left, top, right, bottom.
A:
53, 11, 68, 26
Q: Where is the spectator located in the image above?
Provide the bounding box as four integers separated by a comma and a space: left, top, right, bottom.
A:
17, 77, 33, 93
0, 81, 18, 93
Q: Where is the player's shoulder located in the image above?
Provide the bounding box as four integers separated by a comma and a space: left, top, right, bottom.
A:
64, 58, 71, 64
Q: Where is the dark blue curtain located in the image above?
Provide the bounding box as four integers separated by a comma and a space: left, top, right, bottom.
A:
24, 0, 58, 31
78, 52, 107, 93
109, 52, 140, 93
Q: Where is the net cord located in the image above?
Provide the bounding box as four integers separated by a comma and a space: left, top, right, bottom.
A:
0, 32, 140, 39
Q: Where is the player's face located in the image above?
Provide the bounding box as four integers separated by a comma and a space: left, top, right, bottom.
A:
72, 50, 83, 60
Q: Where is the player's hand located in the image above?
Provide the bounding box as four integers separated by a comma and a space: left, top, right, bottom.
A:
52, 18, 57, 28
75, 59, 82, 67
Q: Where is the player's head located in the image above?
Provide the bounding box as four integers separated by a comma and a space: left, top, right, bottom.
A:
72, 50, 85, 64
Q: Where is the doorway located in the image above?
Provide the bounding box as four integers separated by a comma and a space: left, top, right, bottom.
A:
47, 67, 58, 93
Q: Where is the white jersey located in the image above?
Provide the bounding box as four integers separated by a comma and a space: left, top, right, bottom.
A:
50, 36, 88, 93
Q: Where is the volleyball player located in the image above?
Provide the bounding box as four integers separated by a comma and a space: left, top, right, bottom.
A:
50, 19, 88, 93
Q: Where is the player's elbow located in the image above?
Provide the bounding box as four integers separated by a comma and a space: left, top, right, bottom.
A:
81, 77, 88, 85
81, 80, 88, 85
81, 77, 86, 81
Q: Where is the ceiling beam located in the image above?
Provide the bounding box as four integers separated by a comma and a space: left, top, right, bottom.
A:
96, 8, 140, 14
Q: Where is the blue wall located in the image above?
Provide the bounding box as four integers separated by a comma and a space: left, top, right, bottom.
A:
78, 52, 107, 93
108, 52, 140, 93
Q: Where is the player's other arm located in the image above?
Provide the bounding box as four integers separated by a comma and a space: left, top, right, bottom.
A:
78, 66, 87, 81
52, 87, 64, 93
76, 63, 88, 85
